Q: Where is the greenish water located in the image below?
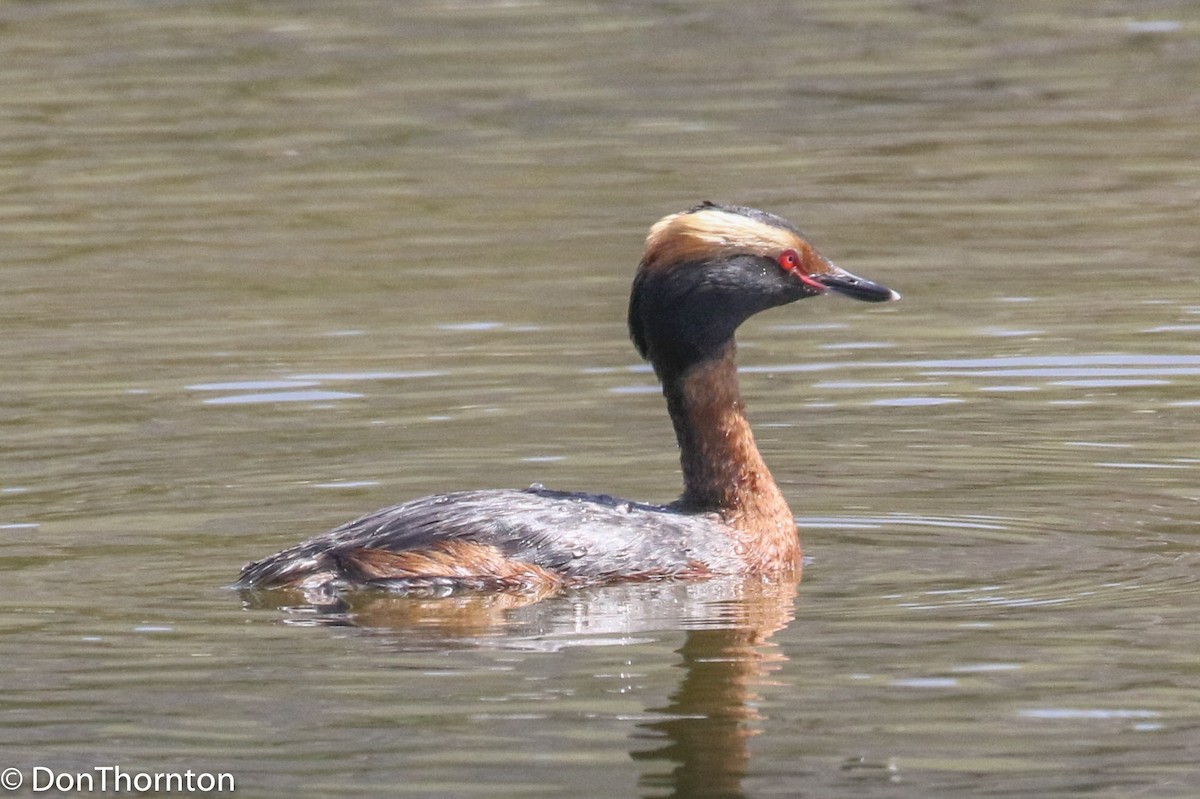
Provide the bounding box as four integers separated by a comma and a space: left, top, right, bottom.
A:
2, 1, 1198, 797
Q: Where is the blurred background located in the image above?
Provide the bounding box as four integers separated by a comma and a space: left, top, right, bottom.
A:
2, 2, 1198, 797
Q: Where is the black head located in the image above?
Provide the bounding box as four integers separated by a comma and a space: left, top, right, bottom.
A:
627, 202, 899, 380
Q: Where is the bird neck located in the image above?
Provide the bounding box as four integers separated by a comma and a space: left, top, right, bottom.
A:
661, 342, 800, 569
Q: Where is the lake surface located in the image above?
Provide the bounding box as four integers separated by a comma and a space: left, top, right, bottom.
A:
2, 1, 1199, 797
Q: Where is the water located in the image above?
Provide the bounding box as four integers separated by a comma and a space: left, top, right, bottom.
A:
2, 1, 1199, 796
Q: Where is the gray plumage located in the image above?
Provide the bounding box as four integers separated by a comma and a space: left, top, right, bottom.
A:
237, 486, 743, 595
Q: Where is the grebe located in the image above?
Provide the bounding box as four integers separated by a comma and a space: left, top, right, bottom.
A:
237, 202, 898, 597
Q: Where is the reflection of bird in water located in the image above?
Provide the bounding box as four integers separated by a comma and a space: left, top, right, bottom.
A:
633, 579, 797, 799
237, 203, 898, 600
258, 576, 800, 799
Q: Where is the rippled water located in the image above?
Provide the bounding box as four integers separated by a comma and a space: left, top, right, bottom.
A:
2, 1, 1199, 797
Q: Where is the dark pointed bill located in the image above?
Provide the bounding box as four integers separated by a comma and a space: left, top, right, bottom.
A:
816, 264, 901, 303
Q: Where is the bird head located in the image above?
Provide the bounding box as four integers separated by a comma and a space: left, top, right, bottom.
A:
628, 202, 899, 379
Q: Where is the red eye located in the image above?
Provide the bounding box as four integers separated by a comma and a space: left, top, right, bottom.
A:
778, 248, 827, 292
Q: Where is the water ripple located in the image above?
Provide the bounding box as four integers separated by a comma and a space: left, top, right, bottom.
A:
188, 370, 445, 405
201, 390, 363, 405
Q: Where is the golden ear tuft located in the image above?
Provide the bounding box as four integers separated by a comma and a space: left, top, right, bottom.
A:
642, 207, 803, 270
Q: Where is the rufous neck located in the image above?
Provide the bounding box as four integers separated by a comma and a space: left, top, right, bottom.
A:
661, 343, 799, 565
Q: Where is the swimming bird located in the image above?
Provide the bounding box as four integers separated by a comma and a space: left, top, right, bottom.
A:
237, 202, 898, 598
